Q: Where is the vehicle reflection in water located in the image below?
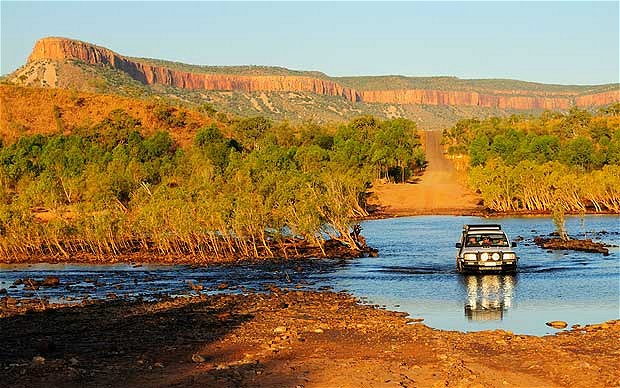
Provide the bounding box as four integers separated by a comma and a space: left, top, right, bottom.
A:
461, 274, 516, 321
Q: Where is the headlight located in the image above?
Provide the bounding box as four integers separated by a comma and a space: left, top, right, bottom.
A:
464, 253, 477, 261
491, 253, 500, 261
480, 252, 489, 261
503, 252, 516, 260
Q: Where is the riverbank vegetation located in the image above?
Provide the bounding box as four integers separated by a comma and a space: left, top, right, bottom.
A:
0, 110, 424, 261
442, 104, 620, 213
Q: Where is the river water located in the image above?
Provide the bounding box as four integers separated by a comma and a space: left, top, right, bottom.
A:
1, 215, 618, 335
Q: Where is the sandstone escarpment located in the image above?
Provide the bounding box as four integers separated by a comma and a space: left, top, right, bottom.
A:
28, 38, 361, 102
26, 37, 620, 110
359, 89, 573, 110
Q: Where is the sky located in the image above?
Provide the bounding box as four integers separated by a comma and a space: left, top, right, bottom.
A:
1, 1, 618, 85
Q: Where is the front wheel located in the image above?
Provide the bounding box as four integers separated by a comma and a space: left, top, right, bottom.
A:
456, 259, 463, 273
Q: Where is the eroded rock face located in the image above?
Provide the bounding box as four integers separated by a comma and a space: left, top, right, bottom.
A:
27, 37, 362, 102
360, 89, 574, 110
27, 37, 620, 110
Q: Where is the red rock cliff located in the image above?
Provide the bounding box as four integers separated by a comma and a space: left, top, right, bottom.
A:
28, 38, 619, 110
28, 38, 361, 102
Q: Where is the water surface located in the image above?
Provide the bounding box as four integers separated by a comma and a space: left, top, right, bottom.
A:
1, 215, 618, 335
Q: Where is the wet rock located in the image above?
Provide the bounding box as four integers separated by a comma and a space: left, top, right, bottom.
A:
546, 320, 568, 329
218, 283, 229, 290
13, 279, 23, 286
0, 288, 7, 294
191, 354, 207, 363
187, 280, 203, 292
41, 276, 60, 287
23, 278, 41, 290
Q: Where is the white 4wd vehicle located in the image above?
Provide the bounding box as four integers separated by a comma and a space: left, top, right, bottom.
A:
455, 224, 518, 273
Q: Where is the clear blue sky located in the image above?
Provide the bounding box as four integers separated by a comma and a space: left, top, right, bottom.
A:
1, 1, 618, 85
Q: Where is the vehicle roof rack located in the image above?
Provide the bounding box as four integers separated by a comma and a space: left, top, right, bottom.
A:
464, 224, 502, 231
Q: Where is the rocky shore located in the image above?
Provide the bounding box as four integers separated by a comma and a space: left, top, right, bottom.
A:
534, 237, 611, 255
1, 290, 619, 388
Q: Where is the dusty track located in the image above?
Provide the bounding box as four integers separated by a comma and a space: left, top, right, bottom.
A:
2, 291, 619, 388
369, 131, 482, 216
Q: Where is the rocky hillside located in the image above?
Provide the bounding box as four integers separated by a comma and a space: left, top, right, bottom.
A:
0, 84, 213, 145
7, 37, 620, 129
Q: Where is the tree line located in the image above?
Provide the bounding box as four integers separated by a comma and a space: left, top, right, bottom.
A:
442, 104, 620, 212
0, 111, 425, 260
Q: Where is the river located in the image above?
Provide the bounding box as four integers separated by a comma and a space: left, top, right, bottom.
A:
1, 215, 618, 335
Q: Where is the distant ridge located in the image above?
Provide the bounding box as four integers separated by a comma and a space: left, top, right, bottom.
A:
23, 37, 619, 110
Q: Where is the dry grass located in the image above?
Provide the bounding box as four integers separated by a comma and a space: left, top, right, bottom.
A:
0, 84, 213, 146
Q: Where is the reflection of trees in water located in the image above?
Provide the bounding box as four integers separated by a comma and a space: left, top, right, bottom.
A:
461, 275, 517, 321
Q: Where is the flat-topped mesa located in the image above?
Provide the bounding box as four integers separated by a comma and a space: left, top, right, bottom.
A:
359, 89, 573, 110
28, 37, 362, 102
27, 37, 620, 110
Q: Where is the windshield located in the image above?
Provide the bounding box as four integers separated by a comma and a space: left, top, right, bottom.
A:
465, 233, 508, 247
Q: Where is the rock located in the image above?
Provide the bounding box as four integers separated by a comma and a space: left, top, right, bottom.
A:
41, 276, 60, 287
191, 354, 206, 363
153, 362, 164, 368
35, 338, 55, 353
546, 320, 568, 329
217, 283, 229, 290
69, 357, 79, 366
273, 326, 287, 334
216, 312, 231, 320
187, 280, 203, 292
32, 356, 45, 366
313, 328, 324, 334
23, 278, 40, 290
0, 288, 6, 294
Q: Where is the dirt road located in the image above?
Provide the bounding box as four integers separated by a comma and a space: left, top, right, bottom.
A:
369, 131, 482, 216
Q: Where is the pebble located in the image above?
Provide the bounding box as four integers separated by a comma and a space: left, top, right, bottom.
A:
187, 281, 203, 292
32, 356, 45, 366
313, 328, 324, 334
191, 354, 206, 363
273, 326, 287, 334
69, 357, 79, 366
546, 321, 568, 329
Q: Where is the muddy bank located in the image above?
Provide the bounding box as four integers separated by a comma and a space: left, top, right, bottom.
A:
534, 237, 610, 255
0, 238, 378, 266
365, 205, 618, 219
1, 290, 619, 388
